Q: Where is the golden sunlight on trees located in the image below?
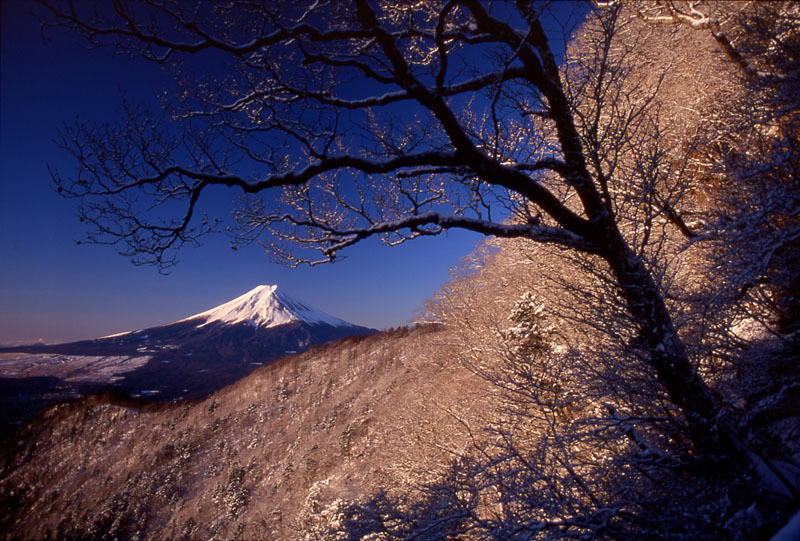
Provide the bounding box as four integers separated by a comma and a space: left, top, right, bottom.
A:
34, 0, 800, 536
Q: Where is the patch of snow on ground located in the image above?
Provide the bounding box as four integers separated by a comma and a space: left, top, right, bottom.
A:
0, 353, 152, 383
731, 317, 771, 342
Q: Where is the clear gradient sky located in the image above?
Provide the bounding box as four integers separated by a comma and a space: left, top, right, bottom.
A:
0, 0, 489, 344
1, 1, 585, 345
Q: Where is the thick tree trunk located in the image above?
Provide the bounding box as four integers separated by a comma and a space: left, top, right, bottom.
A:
601, 228, 744, 465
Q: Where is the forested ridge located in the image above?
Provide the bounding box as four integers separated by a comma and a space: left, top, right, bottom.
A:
2, 1, 799, 538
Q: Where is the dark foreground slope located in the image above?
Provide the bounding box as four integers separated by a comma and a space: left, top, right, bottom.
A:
0, 325, 491, 540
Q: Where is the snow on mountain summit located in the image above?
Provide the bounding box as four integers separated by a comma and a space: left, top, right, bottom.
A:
184, 285, 352, 329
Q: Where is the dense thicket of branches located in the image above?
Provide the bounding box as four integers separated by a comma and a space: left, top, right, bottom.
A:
37, 0, 800, 537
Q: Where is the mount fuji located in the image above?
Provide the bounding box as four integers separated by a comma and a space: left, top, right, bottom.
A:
180, 284, 354, 329
0, 285, 375, 431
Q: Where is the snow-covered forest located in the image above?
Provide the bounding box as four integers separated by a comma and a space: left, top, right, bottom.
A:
2, 1, 798, 538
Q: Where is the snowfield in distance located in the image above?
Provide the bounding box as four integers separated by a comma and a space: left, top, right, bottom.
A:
0, 353, 151, 382
181, 284, 353, 329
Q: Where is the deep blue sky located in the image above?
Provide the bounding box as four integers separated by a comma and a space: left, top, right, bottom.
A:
1, 1, 585, 345
0, 0, 489, 344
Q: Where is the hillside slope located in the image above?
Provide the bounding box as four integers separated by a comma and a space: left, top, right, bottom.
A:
3, 3, 799, 539
2, 237, 797, 539
0, 325, 492, 540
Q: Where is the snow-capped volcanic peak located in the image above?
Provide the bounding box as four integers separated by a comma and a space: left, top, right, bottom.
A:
187, 285, 350, 329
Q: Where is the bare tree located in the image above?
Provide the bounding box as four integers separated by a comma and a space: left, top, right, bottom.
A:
40, 0, 766, 473
340, 267, 766, 538
706, 1, 800, 340
610, 1, 800, 339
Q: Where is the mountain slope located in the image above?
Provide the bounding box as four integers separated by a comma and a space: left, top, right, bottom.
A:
0, 285, 375, 433
2, 252, 797, 540
182, 284, 353, 329
0, 324, 492, 540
